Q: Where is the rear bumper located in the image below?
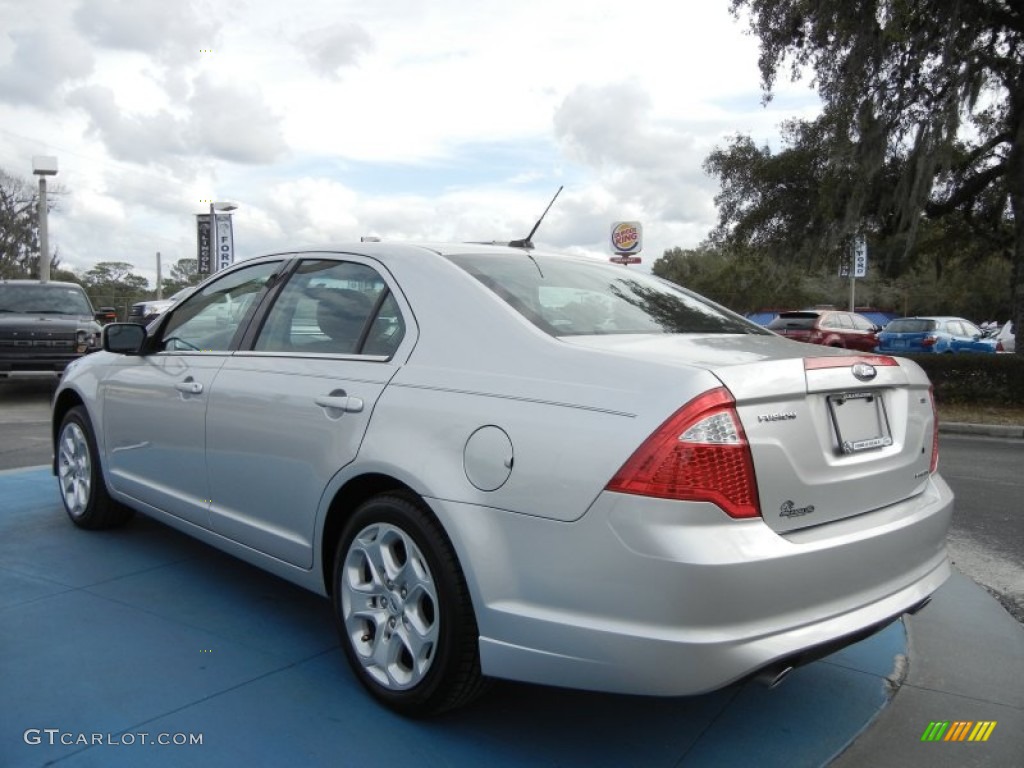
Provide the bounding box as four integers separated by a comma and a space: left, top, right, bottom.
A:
429, 474, 953, 696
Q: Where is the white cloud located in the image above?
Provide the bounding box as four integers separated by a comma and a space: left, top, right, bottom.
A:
0, 24, 94, 108
0, 0, 822, 282
68, 75, 287, 166
189, 76, 288, 164
68, 85, 191, 164
73, 0, 217, 67
298, 23, 373, 80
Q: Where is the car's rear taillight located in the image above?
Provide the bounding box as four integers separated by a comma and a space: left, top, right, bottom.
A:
921, 336, 937, 347
606, 388, 760, 519
928, 387, 939, 474
996, 340, 1005, 352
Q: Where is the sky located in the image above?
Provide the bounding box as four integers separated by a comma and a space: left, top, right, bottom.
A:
0, 0, 820, 287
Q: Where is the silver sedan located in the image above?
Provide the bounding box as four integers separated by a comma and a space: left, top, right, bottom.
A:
52, 243, 952, 716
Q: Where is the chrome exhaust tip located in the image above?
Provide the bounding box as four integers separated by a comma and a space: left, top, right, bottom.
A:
754, 664, 795, 690
906, 596, 932, 615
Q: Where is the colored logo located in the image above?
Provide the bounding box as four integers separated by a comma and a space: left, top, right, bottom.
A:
611, 221, 642, 254
921, 721, 997, 742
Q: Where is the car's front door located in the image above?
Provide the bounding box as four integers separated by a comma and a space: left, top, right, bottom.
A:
205, 257, 410, 567
102, 261, 282, 527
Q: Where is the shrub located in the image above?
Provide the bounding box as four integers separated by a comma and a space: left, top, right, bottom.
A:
906, 354, 1024, 406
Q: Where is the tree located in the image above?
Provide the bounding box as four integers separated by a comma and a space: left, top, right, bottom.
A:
0, 167, 62, 279
161, 258, 199, 296
727, 0, 1024, 349
82, 261, 150, 314
653, 244, 816, 313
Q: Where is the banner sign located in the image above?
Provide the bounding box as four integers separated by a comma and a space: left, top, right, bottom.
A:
196, 215, 212, 276
853, 236, 868, 277
611, 221, 642, 255
215, 215, 235, 272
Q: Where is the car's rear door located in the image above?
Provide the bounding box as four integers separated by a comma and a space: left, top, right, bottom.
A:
958, 320, 989, 352
847, 313, 878, 351
205, 256, 411, 568
102, 261, 282, 527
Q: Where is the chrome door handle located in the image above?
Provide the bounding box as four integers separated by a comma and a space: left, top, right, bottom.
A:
175, 380, 203, 395
315, 393, 364, 413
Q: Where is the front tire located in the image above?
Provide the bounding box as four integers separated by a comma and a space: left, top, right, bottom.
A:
332, 493, 486, 716
56, 406, 133, 529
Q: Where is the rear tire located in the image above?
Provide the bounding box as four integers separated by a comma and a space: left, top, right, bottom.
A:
56, 406, 133, 529
332, 493, 487, 716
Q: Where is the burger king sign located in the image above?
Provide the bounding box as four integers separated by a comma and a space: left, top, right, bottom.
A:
611, 221, 642, 255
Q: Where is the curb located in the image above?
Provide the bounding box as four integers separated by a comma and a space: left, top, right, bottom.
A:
939, 422, 1024, 439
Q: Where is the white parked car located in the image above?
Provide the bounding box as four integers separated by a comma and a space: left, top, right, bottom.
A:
127, 287, 192, 326
996, 320, 1016, 353
52, 243, 952, 715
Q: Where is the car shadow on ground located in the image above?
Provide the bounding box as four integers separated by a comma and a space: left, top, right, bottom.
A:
2, 470, 901, 768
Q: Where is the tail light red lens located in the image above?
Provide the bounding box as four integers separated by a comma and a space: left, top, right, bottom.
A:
804, 354, 898, 370
928, 387, 939, 473
921, 336, 937, 347
606, 388, 760, 518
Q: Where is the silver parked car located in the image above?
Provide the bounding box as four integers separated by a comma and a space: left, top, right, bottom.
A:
52, 243, 952, 715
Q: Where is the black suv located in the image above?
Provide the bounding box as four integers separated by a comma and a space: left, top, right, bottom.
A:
0, 280, 104, 377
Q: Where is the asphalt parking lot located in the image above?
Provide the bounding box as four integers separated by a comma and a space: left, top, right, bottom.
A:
2, 378, 1023, 766
0, 379, 53, 470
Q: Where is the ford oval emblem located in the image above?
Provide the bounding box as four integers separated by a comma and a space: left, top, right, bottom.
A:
852, 362, 877, 381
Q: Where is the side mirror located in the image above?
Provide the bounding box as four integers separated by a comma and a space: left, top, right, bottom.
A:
103, 323, 147, 354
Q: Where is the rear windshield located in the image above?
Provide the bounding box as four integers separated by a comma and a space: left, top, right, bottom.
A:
885, 319, 936, 333
446, 253, 767, 337
767, 313, 818, 331
0, 284, 93, 315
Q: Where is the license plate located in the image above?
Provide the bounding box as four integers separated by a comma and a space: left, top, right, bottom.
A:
892, 339, 906, 348
827, 391, 892, 455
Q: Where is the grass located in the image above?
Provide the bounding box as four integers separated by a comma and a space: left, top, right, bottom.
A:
937, 402, 1024, 426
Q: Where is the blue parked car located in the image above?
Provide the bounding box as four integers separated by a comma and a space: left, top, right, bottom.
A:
876, 316, 1001, 354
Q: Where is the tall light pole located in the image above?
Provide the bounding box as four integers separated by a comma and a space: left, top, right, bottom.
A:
32, 156, 58, 283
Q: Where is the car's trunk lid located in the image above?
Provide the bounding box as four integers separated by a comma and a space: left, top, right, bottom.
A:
561, 334, 935, 532
881, 331, 931, 353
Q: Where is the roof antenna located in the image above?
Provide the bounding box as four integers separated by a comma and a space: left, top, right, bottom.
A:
508, 186, 563, 249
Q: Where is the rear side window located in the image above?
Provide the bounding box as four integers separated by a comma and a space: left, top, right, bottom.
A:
254, 260, 405, 357
886, 319, 936, 333
447, 253, 766, 336
768, 313, 819, 331
850, 314, 875, 331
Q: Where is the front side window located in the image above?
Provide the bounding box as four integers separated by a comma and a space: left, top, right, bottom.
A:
448, 253, 766, 336
254, 260, 405, 357
160, 262, 279, 352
